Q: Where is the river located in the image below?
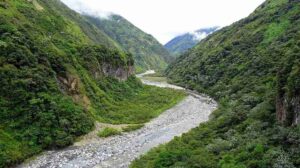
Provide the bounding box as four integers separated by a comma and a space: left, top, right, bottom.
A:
19, 71, 217, 168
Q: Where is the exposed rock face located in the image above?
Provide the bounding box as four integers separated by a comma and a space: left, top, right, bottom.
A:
276, 67, 300, 126
84, 59, 135, 81
58, 75, 80, 94
102, 63, 135, 81
277, 94, 300, 126
27, 0, 44, 11
290, 95, 300, 125
57, 62, 134, 109
276, 96, 287, 125
58, 74, 91, 110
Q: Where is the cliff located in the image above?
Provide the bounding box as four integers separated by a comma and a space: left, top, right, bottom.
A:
277, 61, 300, 126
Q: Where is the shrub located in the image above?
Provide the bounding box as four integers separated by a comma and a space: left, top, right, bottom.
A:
273, 153, 296, 168
97, 127, 121, 138
206, 138, 233, 154
123, 124, 144, 132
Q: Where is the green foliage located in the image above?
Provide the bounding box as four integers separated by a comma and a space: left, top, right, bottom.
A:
97, 127, 121, 137
79, 45, 134, 67
132, 0, 300, 167
85, 15, 172, 72
0, 0, 183, 167
264, 20, 290, 43
95, 80, 186, 124
123, 124, 145, 132
0, 130, 23, 167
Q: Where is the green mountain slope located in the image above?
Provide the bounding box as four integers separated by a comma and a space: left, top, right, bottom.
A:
39, 0, 120, 49
0, 0, 131, 166
0, 0, 186, 167
85, 14, 173, 73
132, 0, 300, 167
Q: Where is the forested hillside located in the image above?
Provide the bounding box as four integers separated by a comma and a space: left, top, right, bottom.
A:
0, 0, 185, 167
85, 14, 173, 73
132, 0, 300, 167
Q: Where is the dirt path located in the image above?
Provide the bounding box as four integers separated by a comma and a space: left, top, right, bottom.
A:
19, 71, 217, 168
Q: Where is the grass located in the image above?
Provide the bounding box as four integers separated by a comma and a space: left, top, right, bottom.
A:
140, 72, 168, 82
97, 127, 121, 138
142, 76, 168, 82
122, 124, 145, 132
264, 20, 290, 43
97, 124, 145, 138
97, 85, 187, 124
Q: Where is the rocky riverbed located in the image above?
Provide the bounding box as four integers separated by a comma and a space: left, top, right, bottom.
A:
19, 71, 217, 168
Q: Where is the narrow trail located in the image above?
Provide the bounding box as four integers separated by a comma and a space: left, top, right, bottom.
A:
19, 71, 217, 168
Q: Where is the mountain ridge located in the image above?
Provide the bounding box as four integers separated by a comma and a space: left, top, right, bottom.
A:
165, 27, 219, 56
84, 14, 173, 73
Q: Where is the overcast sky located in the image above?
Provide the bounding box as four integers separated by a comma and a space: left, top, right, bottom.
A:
61, 0, 265, 44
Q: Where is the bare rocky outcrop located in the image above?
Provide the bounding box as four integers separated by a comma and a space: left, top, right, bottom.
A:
56, 61, 134, 110
86, 59, 135, 81
27, 0, 44, 11
276, 67, 300, 126
58, 74, 91, 110
276, 94, 300, 126
291, 95, 300, 125
276, 96, 288, 124
102, 63, 135, 81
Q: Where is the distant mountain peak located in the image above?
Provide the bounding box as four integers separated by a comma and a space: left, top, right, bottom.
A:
165, 27, 219, 57
191, 27, 220, 41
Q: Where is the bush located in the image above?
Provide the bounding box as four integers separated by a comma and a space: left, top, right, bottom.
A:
123, 124, 144, 132
273, 153, 296, 168
97, 127, 121, 138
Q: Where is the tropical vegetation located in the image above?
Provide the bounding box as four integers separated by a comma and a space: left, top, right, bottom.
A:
131, 0, 300, 167
0, 0, 185, 167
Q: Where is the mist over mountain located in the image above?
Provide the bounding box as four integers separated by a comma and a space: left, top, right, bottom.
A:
165, 27, 219, 56
61, 0, 113, 19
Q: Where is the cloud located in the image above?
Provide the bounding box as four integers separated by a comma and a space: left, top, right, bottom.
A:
188, 27, 220, 41
61, 0, 112, 19
60, 0, 265, 44
191, 32, 209, 41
